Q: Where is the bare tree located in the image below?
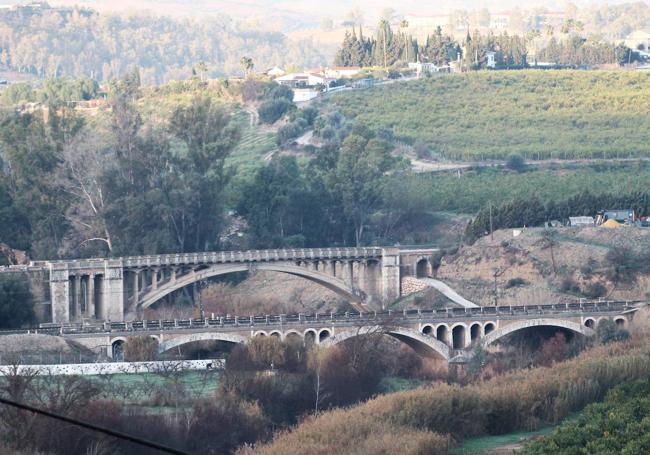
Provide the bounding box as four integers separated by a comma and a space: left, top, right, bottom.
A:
58, 128, 115, 254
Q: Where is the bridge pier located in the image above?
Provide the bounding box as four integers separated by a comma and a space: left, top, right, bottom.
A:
380, 248, 400, 306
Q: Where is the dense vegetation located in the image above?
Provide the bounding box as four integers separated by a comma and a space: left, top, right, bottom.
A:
254, 339, 650, 454
329, 70, 650, 160
334, 20, 637, 69
465, 189, 650, 241
522, 380, 650, 454
0, 3, 326, 84
0, 275, 35, 329
0, 334, 434, 454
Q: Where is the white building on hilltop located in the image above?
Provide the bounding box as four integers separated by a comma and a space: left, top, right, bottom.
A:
625, 30, 650, 52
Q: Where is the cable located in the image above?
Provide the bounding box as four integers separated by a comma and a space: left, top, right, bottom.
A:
0, 396, 190, 455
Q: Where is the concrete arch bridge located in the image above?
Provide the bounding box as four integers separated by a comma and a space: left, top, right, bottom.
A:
4, 247, 445, 323
28, 300, 640, 361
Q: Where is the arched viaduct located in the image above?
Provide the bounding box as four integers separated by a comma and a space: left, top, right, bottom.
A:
56, 302, 637, 361
4, 247, 446, 324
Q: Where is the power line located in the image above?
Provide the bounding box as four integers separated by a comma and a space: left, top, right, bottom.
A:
0, 396, 190, 455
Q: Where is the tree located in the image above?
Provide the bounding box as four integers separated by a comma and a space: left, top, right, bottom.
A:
168, 95, 240, 252
535, 332, 568, 366
336, 133, 394, 246
58, 128, 115, 255
196, 60, 208, 82
0, 275, 35, 329
240, 56, 254, 78
0, 112, 71, 258
541, 229, 559, 275
123, 336, 158, 361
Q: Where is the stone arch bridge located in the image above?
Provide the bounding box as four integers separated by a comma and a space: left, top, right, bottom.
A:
25, 301, 640, 362
2, 247, 440, 324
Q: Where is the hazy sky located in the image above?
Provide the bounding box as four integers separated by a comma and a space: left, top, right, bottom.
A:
41, 0, 650, 29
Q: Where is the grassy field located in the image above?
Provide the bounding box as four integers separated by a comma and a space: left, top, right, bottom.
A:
228, 110, 278, 178
407, 162, 650, 214
329, 70, 650, 161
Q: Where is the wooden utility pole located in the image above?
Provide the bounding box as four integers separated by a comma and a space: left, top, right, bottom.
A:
489, 201, 494, 241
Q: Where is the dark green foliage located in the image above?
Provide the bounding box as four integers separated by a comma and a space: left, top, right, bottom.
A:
258, 98, 294, 124
330, 71, 650, 160
522, 380, 650, 454
537, 37, 641, 66
0, 275, 35, 329
505, 277, 528, 288
465, 190, 650, 242
582, 282, 607, 299
276, 107, 317, 145
505, 154, 526, 172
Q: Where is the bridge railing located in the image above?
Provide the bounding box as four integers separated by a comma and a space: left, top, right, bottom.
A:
120, 247, 385, 267
0, 300, 641, 337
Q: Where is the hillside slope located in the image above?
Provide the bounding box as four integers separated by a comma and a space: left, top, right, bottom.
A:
437, 227, 650, 306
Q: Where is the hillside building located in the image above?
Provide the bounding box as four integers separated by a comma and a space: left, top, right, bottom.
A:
624, 30, 650, 52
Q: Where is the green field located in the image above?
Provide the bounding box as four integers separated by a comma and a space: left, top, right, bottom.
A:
330, 70, 650, 161
406, 162, 650, 214
228, 110, 278, 177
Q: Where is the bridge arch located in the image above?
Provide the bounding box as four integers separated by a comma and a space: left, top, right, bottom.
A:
158, 332, 247, 354
324, 326, 450, 360
481, 318, 595, 348
139, 263, 365, 310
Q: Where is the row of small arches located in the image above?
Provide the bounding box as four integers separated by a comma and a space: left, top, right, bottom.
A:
420, 322, 496, 349
584, 317, 626, 329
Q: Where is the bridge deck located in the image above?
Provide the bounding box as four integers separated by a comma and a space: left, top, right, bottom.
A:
1, 301, 639, 339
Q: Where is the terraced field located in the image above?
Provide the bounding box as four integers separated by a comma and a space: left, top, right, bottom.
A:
228, 110, 278, 177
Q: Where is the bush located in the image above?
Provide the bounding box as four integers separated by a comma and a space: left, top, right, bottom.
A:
123, 336, 158, 361
506, 154, 527, 172
522, 380, 650, 454
505, 277, 528, 289
258, 98, 293, 124
0, 275, 35, 329
255, 339, 650, 454
582, 282, 607, 299
269, 84, 294, 102
597, 318, 630, 344
559, 278, 581, 294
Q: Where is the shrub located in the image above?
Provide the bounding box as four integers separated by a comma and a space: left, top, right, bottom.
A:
597, 319, 630, 344
255, 339, 650, 454
505, 277, 528, 289
559, 278, 580, 294
258, 98, 293, 124
582, 282, 607, 299
506, 154, 527, 172
123, 336, 158, 361
0, 275, 35, 329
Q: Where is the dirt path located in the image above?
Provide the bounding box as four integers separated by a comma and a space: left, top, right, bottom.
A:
412, 157, 650, 174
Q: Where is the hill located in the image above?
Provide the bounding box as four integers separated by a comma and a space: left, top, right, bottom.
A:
328, 70, 650, 161
436, 227, 650, 306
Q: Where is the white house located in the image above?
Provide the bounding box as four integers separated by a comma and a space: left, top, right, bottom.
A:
274, 72, 333, 88
489, 13, 510, 30
264, 66, 285, 77
274, 72, 336, 103
324, 67, 361, 78
408, 62, 443, 75
625, 30, 650, 52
